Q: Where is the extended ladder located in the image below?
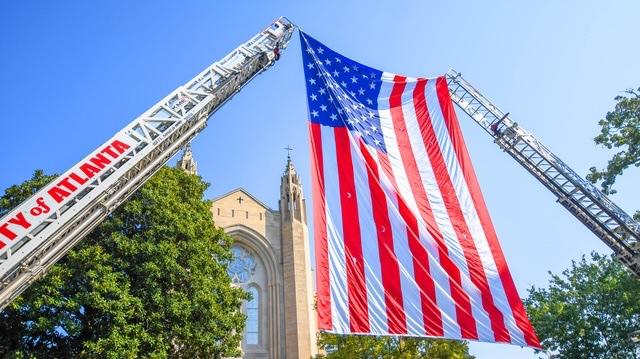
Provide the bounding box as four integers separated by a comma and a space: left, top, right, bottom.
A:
0, 18, 295, 309
446, 70, 640, 276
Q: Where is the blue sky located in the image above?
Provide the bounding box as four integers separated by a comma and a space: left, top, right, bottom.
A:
1, 1, 638, 357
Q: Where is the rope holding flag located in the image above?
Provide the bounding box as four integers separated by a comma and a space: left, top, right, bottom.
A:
300, 30, 541, 348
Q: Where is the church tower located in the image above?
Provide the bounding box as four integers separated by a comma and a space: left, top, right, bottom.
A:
206, 150, 318, 357
279, 154, 317, 358
177, 144, 198, 175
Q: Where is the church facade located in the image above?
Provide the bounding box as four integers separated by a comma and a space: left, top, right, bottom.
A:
178, 148, 318, 358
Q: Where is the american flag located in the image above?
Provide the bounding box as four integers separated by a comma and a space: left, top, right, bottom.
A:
301, 31, 540, 348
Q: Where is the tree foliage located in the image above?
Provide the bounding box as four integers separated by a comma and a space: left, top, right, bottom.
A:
587, 87, 640, 195
524, 252, 640, 359
0, 167, 247, 358
315, 333, 475, 359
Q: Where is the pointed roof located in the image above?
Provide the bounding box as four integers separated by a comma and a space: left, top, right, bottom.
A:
284, 156, 296, 175
282, 147, 300, 177
210, 187, 276, 212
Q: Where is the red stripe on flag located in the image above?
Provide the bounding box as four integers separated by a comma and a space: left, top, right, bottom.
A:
359, 140, 407, 334
414, 78, 510, 342
310, 122, 332, 331
378, 152, 444, 337
389, 76, 475, 339
334, 126, 370, 333
435, 77, 541, 347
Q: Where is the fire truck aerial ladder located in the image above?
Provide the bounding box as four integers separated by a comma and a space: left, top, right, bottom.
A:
0, 17, 295, 309
0, 21, 638, 310
446, 70, 640, 277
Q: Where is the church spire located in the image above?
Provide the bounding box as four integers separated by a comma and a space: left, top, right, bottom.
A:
278, 147, 316, 357
177, 144, 198, 175
280, 148, 305, 224
284, 145, 293, 166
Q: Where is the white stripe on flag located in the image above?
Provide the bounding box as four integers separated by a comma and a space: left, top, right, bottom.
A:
349, 136, 389, 333
424, 80, 526, 345
400, 78, 495, 341
380, 75, 467, 337
322, 125, 350, 333
376, 155, 427, 336
372, 79, 425, 336
379, 95, 434, 336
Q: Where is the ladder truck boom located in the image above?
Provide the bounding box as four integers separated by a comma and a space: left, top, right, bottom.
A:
0, 17, 295, 309
446, 70, 640, 277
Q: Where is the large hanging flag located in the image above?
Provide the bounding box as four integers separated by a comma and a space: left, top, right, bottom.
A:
301, 31, 540, 348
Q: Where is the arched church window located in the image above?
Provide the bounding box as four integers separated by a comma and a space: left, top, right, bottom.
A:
227, 245, 256, 284
245, 286, 260, 345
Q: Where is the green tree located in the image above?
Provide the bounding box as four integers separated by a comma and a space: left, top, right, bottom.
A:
315, 333, 474, 359
524, 86, 640, 358
0, 167, 247, 358
587, 87, 640, 200
524, 253, 640, 359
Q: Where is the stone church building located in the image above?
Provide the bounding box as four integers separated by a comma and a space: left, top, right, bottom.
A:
178, 147, 318, 358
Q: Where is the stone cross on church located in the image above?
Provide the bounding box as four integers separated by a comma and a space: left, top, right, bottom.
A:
284, 145, 293, 160
177, 147, 318, 358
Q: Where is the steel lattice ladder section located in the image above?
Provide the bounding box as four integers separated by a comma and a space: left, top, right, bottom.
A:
0, 18, 295, 309
446, 70, 640, 276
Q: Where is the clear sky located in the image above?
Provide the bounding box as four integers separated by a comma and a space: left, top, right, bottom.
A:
1, 1, 638, 357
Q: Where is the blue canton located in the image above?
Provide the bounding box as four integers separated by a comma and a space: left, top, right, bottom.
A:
300, 31, 386, 153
